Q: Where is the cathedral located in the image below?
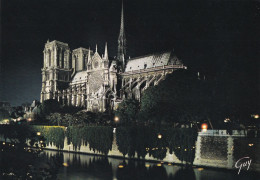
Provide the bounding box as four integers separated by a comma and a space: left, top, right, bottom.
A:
40, 2, 186, 112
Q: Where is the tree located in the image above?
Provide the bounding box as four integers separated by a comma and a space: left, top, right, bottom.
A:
46, 113, 63, 126
115, 99, 139, 125
139, 70, 211, 126
10, 106, 25, 120
36, 99, 61, 119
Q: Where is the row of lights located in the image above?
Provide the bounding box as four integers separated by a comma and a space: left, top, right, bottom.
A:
118, 162, 175, 169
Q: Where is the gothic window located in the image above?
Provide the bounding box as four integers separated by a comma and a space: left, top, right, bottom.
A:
57, 49, 60, 67
74, 55, 78, 71
144, 64, 147, 69
94, 61, 99, 68
48, 50, 51, 67
83, 54, 86, 69
61, 50, 64, 68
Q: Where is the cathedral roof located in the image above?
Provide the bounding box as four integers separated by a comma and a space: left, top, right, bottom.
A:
71, 71, 88, 84
125, 51, 182, 72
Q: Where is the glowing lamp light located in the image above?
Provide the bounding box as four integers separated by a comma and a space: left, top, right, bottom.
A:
168, 163, 172, 166
157, 163, 162, 167
3, 142, 5, 145
118, 165, 124, 168
248, 144, 254, 147
198, 168, 204, 171
27, 118, 32, 121
254, 114, 259, 119
37, 132, 41, 136
224, 118, 230, 123
114, 116, 119, 122
201, 123, 208, 132
145, 164, 150, 168
63, 162, 69, 167
158, 134, 162, 139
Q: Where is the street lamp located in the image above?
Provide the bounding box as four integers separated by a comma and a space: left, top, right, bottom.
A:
37, 132, 41, 136
114, 116, 119, 122
158, 133, 162, 139
201, 123, 208, 132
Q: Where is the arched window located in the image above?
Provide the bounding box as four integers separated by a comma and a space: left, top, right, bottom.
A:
61, 50, 64, 68
48, 50, 51, 67
57, 48, 60, 67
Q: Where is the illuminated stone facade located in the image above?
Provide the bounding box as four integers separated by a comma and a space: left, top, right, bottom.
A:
40, 3, 186, 112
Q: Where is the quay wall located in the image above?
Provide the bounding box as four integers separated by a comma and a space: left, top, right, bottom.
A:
41, 129, 260, 171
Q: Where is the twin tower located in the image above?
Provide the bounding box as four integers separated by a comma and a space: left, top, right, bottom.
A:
40, 2, 127, 112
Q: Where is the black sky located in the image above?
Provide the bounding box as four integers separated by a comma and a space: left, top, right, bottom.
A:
0, 0, 259, 106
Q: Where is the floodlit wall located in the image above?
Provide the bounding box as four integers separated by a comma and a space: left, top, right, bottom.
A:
41, 129, 260, 171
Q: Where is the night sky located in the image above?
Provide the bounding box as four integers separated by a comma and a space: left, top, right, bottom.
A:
0, 0, 259, 106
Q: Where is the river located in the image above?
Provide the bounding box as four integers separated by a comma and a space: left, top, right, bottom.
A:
41, 150, 259, 180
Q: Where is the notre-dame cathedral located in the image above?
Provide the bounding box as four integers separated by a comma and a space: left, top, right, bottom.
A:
40, 2, 186, 112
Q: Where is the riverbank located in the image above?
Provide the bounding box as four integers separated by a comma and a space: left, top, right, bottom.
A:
34, 128, 260, 172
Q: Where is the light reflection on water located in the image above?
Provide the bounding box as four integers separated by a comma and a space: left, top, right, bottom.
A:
41, 150, 259, 180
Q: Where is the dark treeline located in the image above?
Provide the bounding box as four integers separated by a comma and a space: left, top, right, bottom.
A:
116, 70, 259, 130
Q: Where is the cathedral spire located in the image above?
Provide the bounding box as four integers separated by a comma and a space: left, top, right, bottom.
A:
117, 0, 127, 69
95, 44, 98, 53
104, 42, 108, 60
120, 1, 124, 35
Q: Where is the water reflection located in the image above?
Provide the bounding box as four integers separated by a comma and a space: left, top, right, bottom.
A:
41, 150, 259, 180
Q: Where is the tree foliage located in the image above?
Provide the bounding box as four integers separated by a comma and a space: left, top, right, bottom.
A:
66, 126, 113, 154
116, 126, 197, 162
115, 99, 139, 125
140, 70, 210, 126
36, 99, 61, 119
33, 126, 65, 149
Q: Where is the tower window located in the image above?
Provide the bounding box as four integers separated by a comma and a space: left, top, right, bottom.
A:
94, 61, 99, 68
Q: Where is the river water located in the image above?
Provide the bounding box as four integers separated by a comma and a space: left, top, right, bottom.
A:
41, 150, 259, 180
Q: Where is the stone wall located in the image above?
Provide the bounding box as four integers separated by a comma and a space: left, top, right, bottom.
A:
41, 129, 260, 171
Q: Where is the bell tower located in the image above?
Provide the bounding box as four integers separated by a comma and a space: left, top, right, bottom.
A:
40, 40, 72, 102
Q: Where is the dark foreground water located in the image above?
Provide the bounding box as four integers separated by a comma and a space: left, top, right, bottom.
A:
40, 150, 259, 180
